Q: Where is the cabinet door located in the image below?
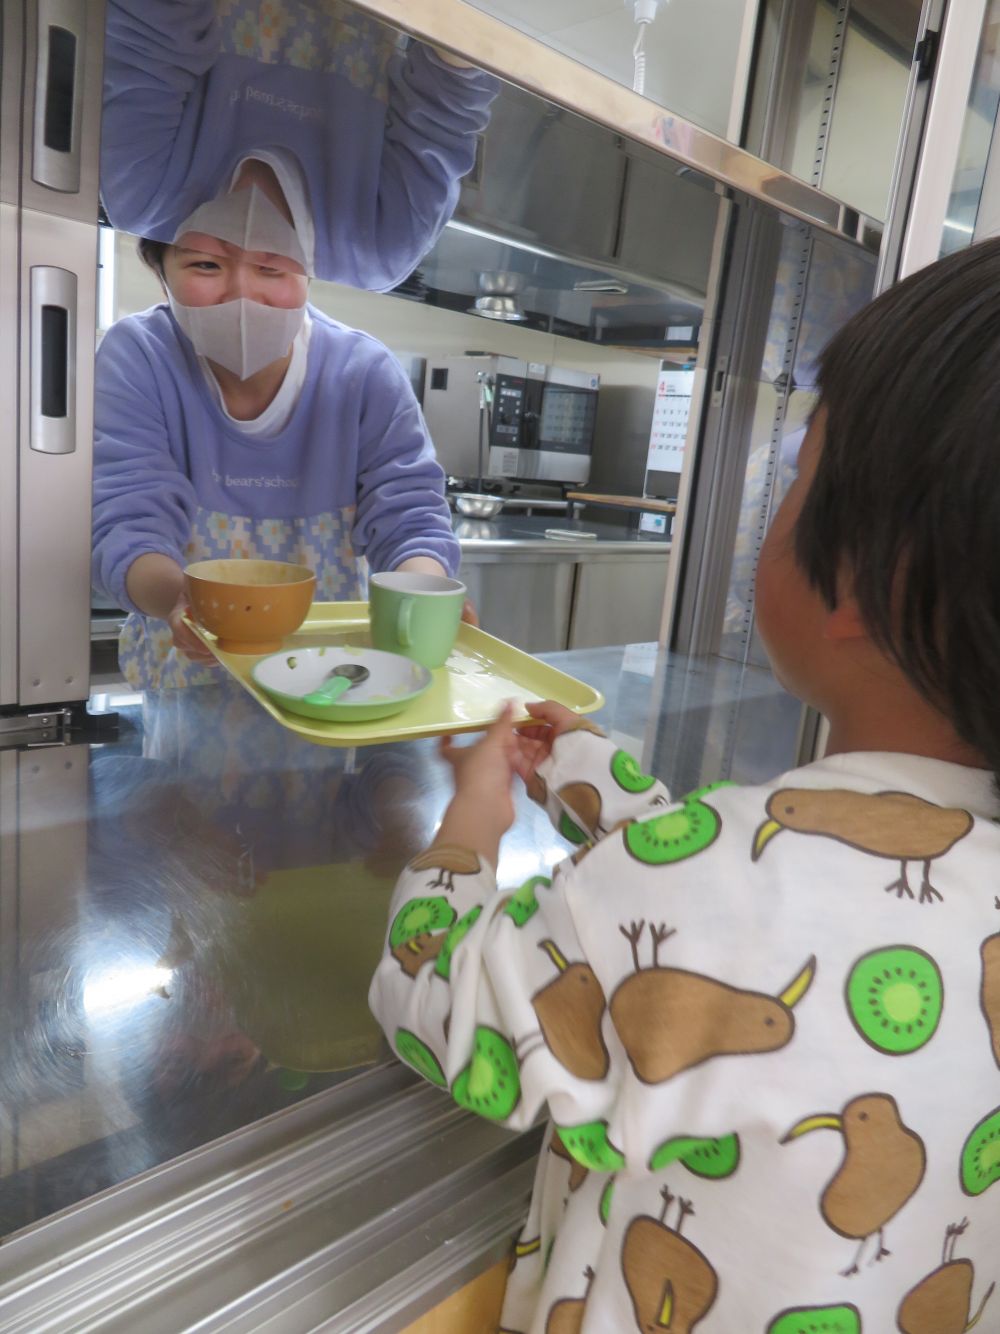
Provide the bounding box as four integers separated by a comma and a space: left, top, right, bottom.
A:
569, 555, 670, 649
461, 559, 575, 653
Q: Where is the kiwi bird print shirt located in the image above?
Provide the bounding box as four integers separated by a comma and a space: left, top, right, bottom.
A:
369, 729, 1000, 1332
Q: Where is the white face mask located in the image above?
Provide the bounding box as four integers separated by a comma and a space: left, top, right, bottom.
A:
168, 293, 306, 380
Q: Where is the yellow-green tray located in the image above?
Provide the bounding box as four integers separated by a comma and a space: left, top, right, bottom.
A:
190, 602, 603, 747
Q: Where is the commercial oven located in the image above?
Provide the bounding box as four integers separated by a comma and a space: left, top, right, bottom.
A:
423, 353, 599, 487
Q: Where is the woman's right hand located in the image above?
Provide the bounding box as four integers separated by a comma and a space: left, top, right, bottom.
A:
126, 554, 215, 661
167, 593, 217, 663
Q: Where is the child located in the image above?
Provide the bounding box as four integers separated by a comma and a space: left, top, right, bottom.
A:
370, 237, 1000, 1330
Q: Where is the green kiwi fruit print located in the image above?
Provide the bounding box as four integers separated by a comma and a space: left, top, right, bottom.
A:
452, 1027, 521, 1120
845, 945, 943, 1055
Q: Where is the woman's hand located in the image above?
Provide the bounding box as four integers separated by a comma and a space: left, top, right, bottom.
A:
167, 593, 217, 663
432, 704, 519, 864
126, 553, 215, 662
392, 556, 479, 626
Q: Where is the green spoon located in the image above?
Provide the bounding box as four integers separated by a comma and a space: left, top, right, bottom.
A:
301, 662, 370, 707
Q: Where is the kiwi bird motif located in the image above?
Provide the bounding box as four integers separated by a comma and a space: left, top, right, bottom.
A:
979, 933, 1000, 1067
609, 921, 815, 1084
752, 788, 972, 904
510, 1233, 542, 1270
621, 1187, 718, 1332
545, 1267, 595, 1334
558, 782, 603, 839
550, 1129, 590, 1191
392, 931, 445, 977
533, 940, 611, 1080
407, 844, 483, 893
782, 1093, 926, 1276
524, 719, 603, 812
896, 1219, 994, 1334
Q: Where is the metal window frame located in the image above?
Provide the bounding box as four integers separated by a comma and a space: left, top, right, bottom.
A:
0, 1066, 542, 1332
896, 0, 989, 279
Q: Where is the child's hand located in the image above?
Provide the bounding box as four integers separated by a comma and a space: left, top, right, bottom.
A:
513, 700, 589, 781
439, 702, 518, 807
433, 704, 519, 864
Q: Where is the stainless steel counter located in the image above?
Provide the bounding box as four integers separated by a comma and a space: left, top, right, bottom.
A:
0, 645, 798, 1331
451, 513, 671, 555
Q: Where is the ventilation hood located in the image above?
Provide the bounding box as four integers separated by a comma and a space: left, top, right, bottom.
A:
392, 82, 718, 347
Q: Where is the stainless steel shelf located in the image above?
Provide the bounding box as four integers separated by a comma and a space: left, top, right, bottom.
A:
348, 0, 882, 250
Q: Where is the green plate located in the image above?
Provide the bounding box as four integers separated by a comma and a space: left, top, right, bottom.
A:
251, 644, 432, 722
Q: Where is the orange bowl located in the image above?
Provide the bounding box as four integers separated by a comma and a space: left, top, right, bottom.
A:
184, 559, 316, 654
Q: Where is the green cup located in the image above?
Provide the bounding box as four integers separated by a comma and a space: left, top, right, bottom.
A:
369, 572, 466, 669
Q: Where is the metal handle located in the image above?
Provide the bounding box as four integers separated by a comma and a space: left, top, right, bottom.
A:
32, 0, 88, 193
30, 266, 77, 455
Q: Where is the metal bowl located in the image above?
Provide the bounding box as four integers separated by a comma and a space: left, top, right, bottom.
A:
455, 492, 505, 519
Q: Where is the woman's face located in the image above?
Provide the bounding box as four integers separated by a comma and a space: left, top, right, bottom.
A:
162, 239, 308, 309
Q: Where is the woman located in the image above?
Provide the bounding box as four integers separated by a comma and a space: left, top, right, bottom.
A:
101, 0, 497, 290
92, 160, 462, 690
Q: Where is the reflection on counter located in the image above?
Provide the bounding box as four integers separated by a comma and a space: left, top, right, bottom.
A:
0, 668, 578, 1240
0, 644, 795, 1245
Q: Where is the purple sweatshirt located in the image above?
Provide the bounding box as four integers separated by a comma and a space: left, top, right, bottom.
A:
92, 304, 459, 689
101, 0, 497, 290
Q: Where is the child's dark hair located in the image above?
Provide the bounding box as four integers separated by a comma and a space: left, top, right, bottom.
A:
137, 236, 168, 279
795, 236, 1000, 781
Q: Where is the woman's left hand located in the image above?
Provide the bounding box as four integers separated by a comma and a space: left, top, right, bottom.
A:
392, 557, 479, 626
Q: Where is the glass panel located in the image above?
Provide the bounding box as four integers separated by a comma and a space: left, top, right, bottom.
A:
0, 684, 557, 1237
46, 0, 885, 1259
941, 4, 1000, 253
462, 0, 752, 135
720, 225, 876, 669
748, 0, 923, 222
0, 641, 796, 1237
670, 204, 877, 781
